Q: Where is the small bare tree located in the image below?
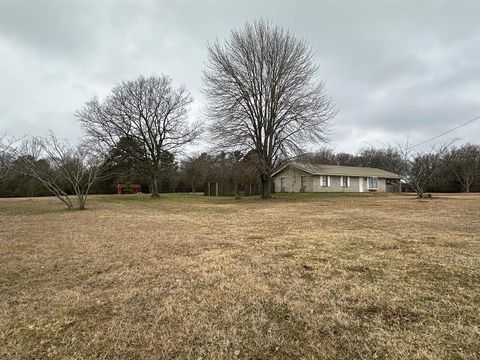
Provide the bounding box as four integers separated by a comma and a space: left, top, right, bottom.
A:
203, 20, 336, 198
449, 144, 480, 192
12, 134, 107, 209
395, 141, 451, 198
76, 75, 200, 198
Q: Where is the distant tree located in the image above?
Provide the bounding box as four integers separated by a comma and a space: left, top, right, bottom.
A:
12, 133, 107, 209
448, 144, 480, 192
358, 147, 405, 172
77, 75, 200, 198
203, 20, 336, 198
232, 151, 259, 197
334, 152, 362, 166
299, 147, 337, 165
427, 154, 458, 193
0, 170, 51, 197
180, 153, 212, 193
207, 152, 234, 184
0, 135, 15, 184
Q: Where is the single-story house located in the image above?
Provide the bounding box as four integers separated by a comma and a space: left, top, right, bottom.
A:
271, 162, 401, 193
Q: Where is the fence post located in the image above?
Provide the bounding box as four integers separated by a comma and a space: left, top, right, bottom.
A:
216, 182, 219, 196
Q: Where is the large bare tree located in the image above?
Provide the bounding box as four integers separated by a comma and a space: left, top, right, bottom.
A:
203, 20, 336, 198
76, 75, 199, 198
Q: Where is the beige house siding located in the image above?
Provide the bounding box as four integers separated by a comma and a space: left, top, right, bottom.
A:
377, 178, 387, 192
273, 167, 388, 193
273, 167, 313, 192
315, 175, 359, 192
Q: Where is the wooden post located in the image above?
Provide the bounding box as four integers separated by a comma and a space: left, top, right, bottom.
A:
216, 182, 219, 197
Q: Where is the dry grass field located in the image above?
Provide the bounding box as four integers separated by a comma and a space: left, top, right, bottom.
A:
0, 193, 479, 359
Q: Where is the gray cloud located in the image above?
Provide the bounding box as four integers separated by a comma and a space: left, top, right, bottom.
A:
1, 0, 479, 153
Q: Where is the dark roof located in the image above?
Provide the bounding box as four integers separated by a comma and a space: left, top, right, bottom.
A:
271, 162, 401, 179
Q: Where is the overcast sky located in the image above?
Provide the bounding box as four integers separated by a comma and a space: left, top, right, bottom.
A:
1, 0, 479, 154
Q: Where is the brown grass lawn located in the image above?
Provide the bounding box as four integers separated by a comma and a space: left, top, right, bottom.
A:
0, 193, 479, 359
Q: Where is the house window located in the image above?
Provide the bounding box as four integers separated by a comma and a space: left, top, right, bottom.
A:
300, 176, 307, 188
320, 175, 329, 187
341, 176, 350, 187
280, 177, 286, 189
368, 177, 378, 189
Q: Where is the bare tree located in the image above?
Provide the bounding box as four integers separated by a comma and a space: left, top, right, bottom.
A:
0, 135, 15, 184
180, 153, 211, 193
334, 152, 362, 167
395, 141, 451, 198
76, 75, 200, 198
12, 134, 107, 209
298, 147, 337, 165
358, 146, 405, 173
203, 20, 336, 198
449, 144, 480, 192
231, 151, 258, 197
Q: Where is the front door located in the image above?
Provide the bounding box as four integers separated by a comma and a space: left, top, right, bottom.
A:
359, 177, 364, 192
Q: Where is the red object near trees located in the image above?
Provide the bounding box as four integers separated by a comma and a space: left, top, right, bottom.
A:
116, 184, 142, 194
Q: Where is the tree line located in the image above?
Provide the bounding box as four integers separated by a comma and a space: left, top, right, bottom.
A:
0, 19, 478, 209
1, 141, 479, 198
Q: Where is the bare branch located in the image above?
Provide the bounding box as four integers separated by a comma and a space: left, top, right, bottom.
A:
0, 135, 17, 184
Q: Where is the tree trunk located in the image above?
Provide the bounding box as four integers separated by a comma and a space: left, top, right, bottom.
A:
412, 183, 424, 198
260, 174, 271, 199
234, 181, 240, 199
150, 174, 159, 198
79, 199, 86, 210
62, 197, 74, 210
78, 194, 86, 210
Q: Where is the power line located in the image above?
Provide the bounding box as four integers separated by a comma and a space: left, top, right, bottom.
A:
408, 114, 480, 149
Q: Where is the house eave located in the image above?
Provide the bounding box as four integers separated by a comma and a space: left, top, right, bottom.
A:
271, 163, 401, 179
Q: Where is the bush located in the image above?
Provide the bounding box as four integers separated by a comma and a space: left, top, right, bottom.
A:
124, 181, 133, 194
